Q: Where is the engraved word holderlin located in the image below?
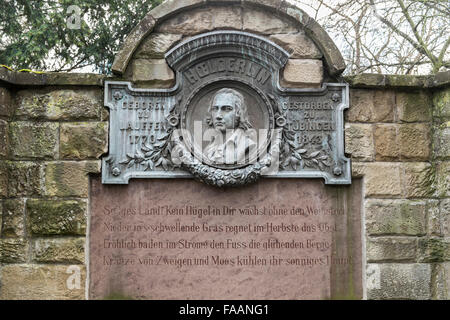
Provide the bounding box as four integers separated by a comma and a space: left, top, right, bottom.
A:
102, 31, 351, 187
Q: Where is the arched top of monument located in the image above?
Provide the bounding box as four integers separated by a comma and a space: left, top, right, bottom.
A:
111, 0, 346, 77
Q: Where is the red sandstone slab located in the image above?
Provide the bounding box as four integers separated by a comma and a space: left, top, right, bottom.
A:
89, 178, 362, 299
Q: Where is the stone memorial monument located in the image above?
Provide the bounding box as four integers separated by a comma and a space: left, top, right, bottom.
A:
93, 0, 359, 299
0, 0, 448, 301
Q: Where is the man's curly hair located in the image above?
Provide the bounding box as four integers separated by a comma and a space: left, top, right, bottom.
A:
205, 88, 253, 131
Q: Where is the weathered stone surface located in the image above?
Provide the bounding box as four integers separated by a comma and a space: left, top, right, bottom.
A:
431, 263, 449, 300
0, 87, 11, 117
15, 89, 103, 120
434, 125, 450, 160
0, 201, 2, 236
418, 238, 450, 262
44, 161, 101, 197
9, 122, 59, 159
427, 200, 442, 236
0, 264, 86, 300
374, 124, 399, 161
130, 59, 175, 86
347, 89, 395, 123
367, 263, 431, 300
0, 119, 7, 158
0, 161, 6, 197
402, 162, 436, 198
151, 0, 205, 21
134, 33, 183, 59
0, 239, 28, 263
269, 32, 322, 59
281, 59, 323, 88
89, 177, 363, 300
442, 199, 450, 237
365, 199, 427, 236
6, 161, 43, 197
398, 124, 430, 160
27, 199, 87, 236
433, 87, 450, 121
156, 7, 213, 35
350, 162, 366, 178
437, 162, 450, 197
363, 163, 402, 197
32, 238, 85, 264
367, 237, 417, 262
371, 90, 396, 122
2, 199, 25, 238
60, 122, 108, 160
211, 5, 243, 29
397, 91, 432, 122
243, 7, 297, 35
344, 123, 374, 161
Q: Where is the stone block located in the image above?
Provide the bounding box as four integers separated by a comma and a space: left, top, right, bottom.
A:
0, 161, 6, 197
350, 162, 366, 178
0, 119, 7, 158
130, 59, 175, 87
398, 124, 430, 160
434, 125, 450, 160
402, 162, 436, 198
344, 123, 374, 161
243, 7, 297, 34
0, 264, 85, 300
281, 59, 323, 88
9, 122, 59, 159
431, 263, 449, 300
156, 7, 213, 35
2, 199, 25, 238
44, 161, 101, 197
347, 89, 395, 123
365, 199, 427, 236
32, 238, 85, 264
270, 33, 322, 59
366, 263, 431, 300
134, 33, 183, 59
212, 5, 243, 29
397, 91, 432, 123
60, 122, 108, 160
432, 87, 450, 121
363, 163, 402, 197
418, 238, 450, 263
366, 237, 417, 262
0, 239, 28, 263
374, 124, 399, 161
437, 162, 450, 197
27, 199, 87, 236
427, 200, 441, 236
0, 87, 11, 117
15, 89, 103, 120
6, 161, 43, 197
151, 0, 205, 21
442, 199, 450, 237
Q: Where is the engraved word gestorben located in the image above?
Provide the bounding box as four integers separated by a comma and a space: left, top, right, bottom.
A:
102, 31, 351, 186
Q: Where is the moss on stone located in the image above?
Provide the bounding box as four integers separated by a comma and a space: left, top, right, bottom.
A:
418, 238, 450, 262
9, 122, 59, 159
27, 199, 87, 236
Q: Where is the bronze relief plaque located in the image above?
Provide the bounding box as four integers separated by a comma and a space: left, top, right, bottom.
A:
102, 31, 351, 187
89, 178, 363, 299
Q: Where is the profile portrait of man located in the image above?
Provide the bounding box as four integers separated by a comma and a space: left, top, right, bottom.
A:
203, 88, 257, 165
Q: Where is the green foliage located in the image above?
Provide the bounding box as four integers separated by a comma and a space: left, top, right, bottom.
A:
0, 0, 163, 73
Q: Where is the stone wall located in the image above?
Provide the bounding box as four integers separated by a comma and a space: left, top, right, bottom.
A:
0, 83, 108, 299
345, 84, 450, 299
0, 0, 449, 300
